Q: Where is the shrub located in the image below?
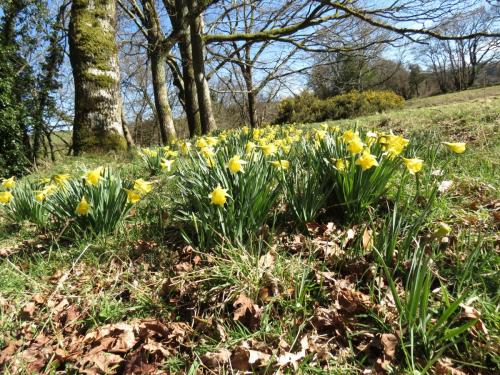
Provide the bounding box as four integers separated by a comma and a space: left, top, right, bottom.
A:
274, 90, 405, 124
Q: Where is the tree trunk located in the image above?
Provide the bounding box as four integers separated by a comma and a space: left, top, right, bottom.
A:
150, 48, 177, 144
243, 44, 257, 128
188, 0, 216, 134
174, 0, 201, 137
121, 102, 135, 149
69, 0, 127, 155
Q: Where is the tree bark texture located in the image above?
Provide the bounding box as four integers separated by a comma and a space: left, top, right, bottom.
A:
150, 49, 177, 144
188, 0, 216, 134
69, 0, 127, 154
142, 0, 177, 144
174, 0, 202, 137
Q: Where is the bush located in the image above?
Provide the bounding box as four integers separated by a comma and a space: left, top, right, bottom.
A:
274, 90, 405, 124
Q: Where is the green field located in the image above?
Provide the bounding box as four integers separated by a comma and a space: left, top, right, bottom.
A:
0, 90, 499, 374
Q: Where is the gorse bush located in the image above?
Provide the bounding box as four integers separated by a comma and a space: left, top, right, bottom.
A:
274, 90, 405, 124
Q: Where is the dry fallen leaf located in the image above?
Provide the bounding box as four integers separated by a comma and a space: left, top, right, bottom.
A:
380, 333, 398, 360
200, 348, 232, 369
233, 293, 262, 329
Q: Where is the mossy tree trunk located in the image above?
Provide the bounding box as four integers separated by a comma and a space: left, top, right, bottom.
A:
69, 0, 127, 154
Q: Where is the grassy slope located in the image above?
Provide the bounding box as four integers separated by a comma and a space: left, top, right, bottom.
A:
1, 90, 499, 374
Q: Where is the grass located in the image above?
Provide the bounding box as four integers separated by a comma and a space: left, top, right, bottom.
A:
0, 91, 499, 374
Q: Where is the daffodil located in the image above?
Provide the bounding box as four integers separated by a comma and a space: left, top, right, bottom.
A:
75, 196, 90, 216
142, 148, 157, 157
180, 142, 191, 154
165, 150, 178, 158
1, 176, 15, 189
242, 126, 250, 135
0, 191, 14, 205
34, 191, 46, 202
196, 138, 208, 148
245, 141, 256, 154
208, 185, 229, 206
52, 174, 70, 186
382, 134, 410, 157
346, 139, 364, 154
342, 130, 359, 143
125, 189, 142, 204
333, 158, 348, 171
315, 129, 327, 141
160, 158, 174, 172
261, 143, 277, 156
356, 150, 379, 171
442, 142, 466, 154
402, 157, 423, 175
133, 178, 153, 194
227, 155, 247, 174
206, 136, 218, 146
271, 160, 290, 170
84, 167, 104, 186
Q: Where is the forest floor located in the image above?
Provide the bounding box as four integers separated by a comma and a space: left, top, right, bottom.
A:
0, 91, 499, 374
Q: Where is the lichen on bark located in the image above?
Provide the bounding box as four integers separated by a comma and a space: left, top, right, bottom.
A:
69, 0, 126, 154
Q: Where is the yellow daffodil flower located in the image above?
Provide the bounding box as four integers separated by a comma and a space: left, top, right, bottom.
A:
271, 160, 290, 170
342, 130, 359, 143
1, 176, 15, 190
206, 137, 218, 146
261, 143, 277, 156
201, 146, 215, 159
402, 157, 423, 175
84, 167, 104, 186
245, 141, 256, 154
142, 148, 158, 157
133, 178, 153, 194
75, 196, 90, 216
382, 134, 410, 157
242, 126, 250, 135
0, 191, 14, 204
208, 185, 229, 206
166, 150, 178, 158
333, 158, 348, 171
356, 150, 379, 171
52, 174, 70, 186
227, 155, 247, 174
196, 138, 208, 148
160, 158, 174, 172
442, 142, 466, 154
180, 142, 191, 154
125, 189, 142, 204
346, 139, 364, 154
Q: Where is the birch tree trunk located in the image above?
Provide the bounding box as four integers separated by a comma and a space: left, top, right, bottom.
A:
69, 0, 127, 154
